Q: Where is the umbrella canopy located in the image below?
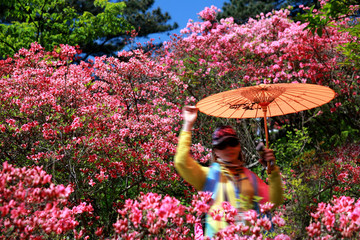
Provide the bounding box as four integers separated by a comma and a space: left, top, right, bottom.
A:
196, 83, 335, 172
196, 83, 335, 119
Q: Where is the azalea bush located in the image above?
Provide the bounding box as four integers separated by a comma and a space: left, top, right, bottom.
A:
112, 191, 290, 240
158, 6, 360, 237
210, 202, 289, 240
278, 143, 360, 238
0, 2, 359, 239
288, 143, 360, 201
161, 5, 358, 100
0, 161, 93, 239
112, 191, 211, 239
306, 196, 360, 239
159, 5, 359, 163
0, 42, 193, 237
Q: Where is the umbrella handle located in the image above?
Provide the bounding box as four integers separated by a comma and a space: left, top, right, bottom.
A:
256, 142, 272, 174
261, 106, 271, 174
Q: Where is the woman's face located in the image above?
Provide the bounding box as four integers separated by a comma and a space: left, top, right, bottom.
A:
213, 138, 241, 164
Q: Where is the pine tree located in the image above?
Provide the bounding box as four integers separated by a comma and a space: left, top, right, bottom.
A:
218, 0, 288, 24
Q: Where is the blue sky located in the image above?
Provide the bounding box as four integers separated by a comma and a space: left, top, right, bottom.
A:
144, 0, 228, 44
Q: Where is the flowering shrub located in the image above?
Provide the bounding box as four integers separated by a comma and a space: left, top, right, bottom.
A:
278, 143, 360, 238
210, 202, 289, 240
0, 2, 359, 239
0, 161, 93, 239
162, 6, 355, 93
112, 191, 290, 240
0, 42, 191, 237
112, 192, 212, 239
290, 143, 360, 199
311, 144, 360, 196
159, 4, 359, 164
306, 196, 360, 239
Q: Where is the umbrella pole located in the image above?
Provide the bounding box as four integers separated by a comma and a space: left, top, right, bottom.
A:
262, 106, 271, 174
262, 107, 269, 149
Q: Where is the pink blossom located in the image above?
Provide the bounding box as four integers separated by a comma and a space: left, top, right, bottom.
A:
306, 196, 360, 238
0, 162, 92, 239
244, 210, 258, 225
88, 179, 96, 186
210, 209, 223, 221
274, 234, 291, 240
272, 214, 286, 227
198, 6, 220, 21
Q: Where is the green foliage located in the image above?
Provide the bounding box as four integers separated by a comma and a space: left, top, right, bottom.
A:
0, 0, 178, 59
272, 126, 311, 167
328, 122, 359, 147
307, 108, 360, 150
277, 142, 360, 238
280, 166, 315, 238
0, 0, 132, 58
338, 19, 360, 69
295, 0, 360, 72
218, 0, 288, 24
295, 0, 358, 36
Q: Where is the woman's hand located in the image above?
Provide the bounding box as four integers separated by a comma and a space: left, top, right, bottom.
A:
182, 106, 198, 131
259, 148, 276, 173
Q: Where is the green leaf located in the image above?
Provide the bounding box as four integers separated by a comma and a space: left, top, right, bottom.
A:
316, 27, 323, 37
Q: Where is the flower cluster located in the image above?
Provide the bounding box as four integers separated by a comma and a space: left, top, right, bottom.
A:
113, 192, 212, 239
0, 162, 93, 239
0, 42, 190, 236
161, 5, 357, 108
300, 144, 360, 195
307, 196, 360, 239
198, 5, 221, 21
112, 191, 290, 240
211, 202, 289, 239
0, 2, 359, 238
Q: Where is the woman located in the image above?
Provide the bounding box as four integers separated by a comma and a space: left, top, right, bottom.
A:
174, 106, 283, 237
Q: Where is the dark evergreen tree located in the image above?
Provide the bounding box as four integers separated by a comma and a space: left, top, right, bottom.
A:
218, 0, 289, 24
218, 0, 332, 23
66, 0, 178, 56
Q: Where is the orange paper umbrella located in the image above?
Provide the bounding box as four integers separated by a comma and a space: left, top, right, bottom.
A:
196, 83, 335, 149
